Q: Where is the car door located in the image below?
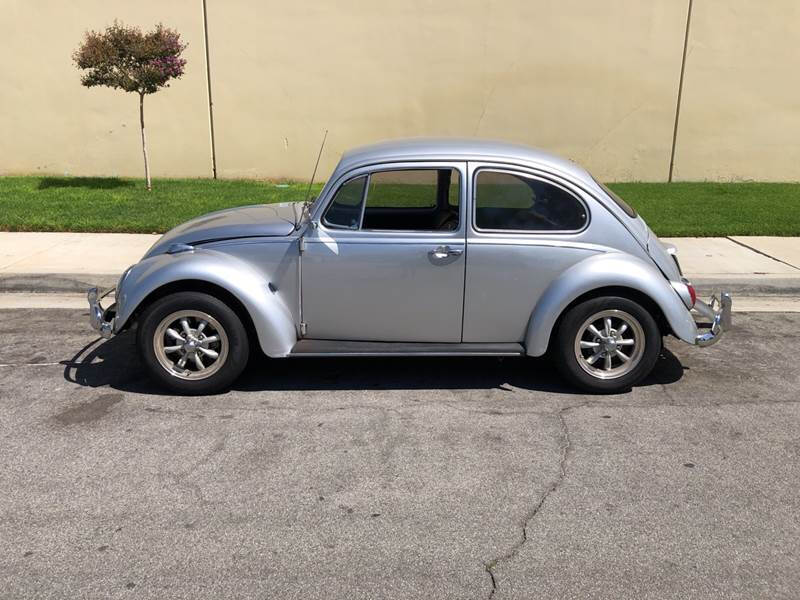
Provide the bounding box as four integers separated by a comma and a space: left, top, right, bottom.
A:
301, 162, 466, 342
462, 163, 593, 343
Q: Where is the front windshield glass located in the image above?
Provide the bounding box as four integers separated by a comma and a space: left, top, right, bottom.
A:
594, 178, 637, 218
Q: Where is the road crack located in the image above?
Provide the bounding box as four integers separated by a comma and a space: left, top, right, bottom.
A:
484, 405, 576, 598
163, 434, 229, 507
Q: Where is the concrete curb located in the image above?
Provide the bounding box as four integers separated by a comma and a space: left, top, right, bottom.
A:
0, 273, 119, 294
692, 277, 800, 297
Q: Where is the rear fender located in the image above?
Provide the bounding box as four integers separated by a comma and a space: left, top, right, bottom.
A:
525, 253, 697, 356
115, 250, 297, 357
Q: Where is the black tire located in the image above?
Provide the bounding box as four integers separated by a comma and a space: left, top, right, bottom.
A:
136, 291, 250, 395
553, 296, 662, 393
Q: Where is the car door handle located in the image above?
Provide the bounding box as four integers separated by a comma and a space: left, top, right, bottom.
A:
429, 245, 463, 259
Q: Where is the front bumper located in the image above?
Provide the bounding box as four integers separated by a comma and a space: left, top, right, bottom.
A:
88, 286, 116, 339
693, 292, 732, 347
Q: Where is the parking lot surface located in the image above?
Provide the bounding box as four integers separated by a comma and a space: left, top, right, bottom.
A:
0, 309, 798, 599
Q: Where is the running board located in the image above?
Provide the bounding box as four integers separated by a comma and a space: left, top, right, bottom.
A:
289, 340, 525, 357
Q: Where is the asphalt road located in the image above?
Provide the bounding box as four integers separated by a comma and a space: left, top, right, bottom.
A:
0, 309, 798, 599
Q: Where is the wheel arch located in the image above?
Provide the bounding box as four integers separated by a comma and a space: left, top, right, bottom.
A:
543, 285, 670, 356
122, 279, 257, 337
114, 251, 298, 357
524, 253, 697, 356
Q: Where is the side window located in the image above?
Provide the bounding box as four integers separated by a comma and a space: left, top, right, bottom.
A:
361, 168, 460, 231
474, 170, 587, 232
323, 176, 367, 229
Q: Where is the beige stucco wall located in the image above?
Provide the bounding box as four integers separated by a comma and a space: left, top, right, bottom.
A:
0, 0, 211, 178
673, 0, 800, 181
0, 0, 797, 181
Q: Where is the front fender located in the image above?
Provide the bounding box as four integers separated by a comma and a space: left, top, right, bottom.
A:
115, 249, 297, 357
524, 253, 697, 356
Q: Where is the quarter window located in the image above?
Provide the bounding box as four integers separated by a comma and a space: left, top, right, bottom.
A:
323, 175, 367, 229
474, 170, 587, 232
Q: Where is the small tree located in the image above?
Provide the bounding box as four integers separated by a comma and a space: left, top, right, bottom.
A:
73, 22, 187, 191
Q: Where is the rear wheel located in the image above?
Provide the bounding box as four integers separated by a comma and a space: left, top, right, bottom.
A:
137, 292, 249, 395
554, 296, 661, 393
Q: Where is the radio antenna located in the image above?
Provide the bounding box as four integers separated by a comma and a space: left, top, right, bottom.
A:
304, 129, 328, 205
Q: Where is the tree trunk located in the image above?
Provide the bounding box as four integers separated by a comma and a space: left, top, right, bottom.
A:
139, 92, 152, 191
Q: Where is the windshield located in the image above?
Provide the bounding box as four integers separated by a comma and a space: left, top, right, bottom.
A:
594, 178, 637, 218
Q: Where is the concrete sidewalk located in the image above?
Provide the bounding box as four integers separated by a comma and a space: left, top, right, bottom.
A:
0, 231, 798, 294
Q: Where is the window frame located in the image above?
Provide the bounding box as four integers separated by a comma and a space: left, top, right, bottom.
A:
318, 162, 467, 236
471, 167, 590, 235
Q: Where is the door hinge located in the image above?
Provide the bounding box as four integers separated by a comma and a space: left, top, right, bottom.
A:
300, 322, 308, 336
299, 236, 306, 253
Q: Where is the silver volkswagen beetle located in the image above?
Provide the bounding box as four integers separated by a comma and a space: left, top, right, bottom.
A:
88, 139, 731, 394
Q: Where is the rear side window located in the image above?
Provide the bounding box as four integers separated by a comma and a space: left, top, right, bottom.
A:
323, 175, 367, 229
595, 178, 637, 218
474, 170, 587, 232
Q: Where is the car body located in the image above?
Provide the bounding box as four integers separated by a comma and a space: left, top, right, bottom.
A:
88, 138, 732, 393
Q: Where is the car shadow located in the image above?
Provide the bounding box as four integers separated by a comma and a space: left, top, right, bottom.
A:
63, 332, 686, 396
37, 177, 135, 190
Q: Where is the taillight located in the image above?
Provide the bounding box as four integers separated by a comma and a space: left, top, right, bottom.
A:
687, 283, 697, 308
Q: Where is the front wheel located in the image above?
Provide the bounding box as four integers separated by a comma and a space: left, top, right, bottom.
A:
553, 296, 662, 393
137, 292, 250, 395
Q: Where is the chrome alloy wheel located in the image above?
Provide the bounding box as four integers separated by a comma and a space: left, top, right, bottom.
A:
573, 309, 645, 380
153, 310, 229, 380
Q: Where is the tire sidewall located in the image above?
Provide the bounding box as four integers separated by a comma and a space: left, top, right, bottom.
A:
555, 296, 662, 393
137, 292, 249, 395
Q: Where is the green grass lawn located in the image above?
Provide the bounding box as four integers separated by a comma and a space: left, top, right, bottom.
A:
0, 176, 798, 236
610, 182, 800, 237
0, 177, 322, 234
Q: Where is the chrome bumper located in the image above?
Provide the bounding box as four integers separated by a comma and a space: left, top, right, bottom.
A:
88, 286, 116, 339
693, 292, 732, 347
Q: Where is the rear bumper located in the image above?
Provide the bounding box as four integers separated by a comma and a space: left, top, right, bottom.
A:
693, 292, 732, 347
88, 286, 116, 339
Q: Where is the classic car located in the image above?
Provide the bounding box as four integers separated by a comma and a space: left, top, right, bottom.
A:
88, 138, 731, 394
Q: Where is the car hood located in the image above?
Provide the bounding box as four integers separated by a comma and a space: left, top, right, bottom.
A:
144, 203, 300, 258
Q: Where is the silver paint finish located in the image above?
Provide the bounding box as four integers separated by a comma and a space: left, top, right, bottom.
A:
670, 279, 695, 309
311, 139, 649, 250
114, 247, 298, 357
101, 138, 727, 363
461, 160, 654, 343
327, 138, 596, 190
301, 235, 466, 341
646, 226, 683, 281
302, 162, 467, 342
145, 202, 298, 258
463, 242, 597, 342
524, 253, 699, 357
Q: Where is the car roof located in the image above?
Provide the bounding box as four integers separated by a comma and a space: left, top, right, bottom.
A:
334, 137, 595, 186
